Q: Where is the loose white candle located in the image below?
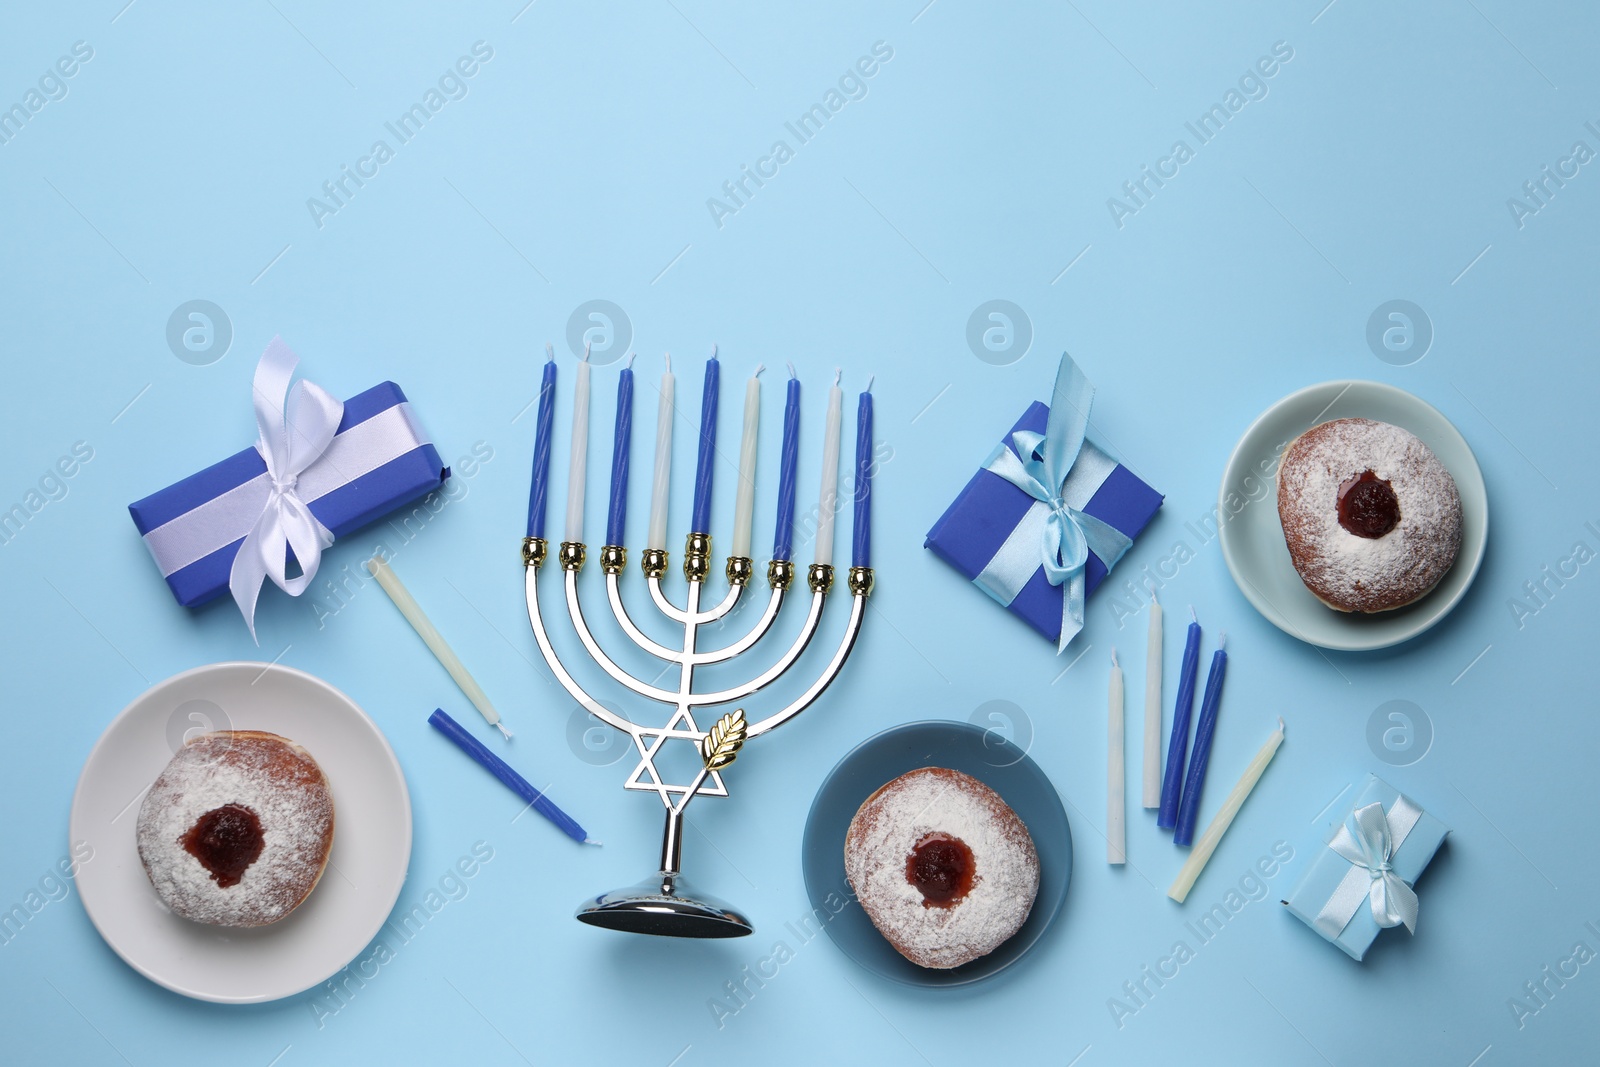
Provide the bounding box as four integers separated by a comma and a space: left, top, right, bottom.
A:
814, 369, 843, 567
564, 346, 591, 543
1168, 717, 1285, 903
647, 354, 674, 551
366, 555, 510, 740
1143, 585, 1163, 809
1108, 649, 1126, 865
731, 365, 763, 559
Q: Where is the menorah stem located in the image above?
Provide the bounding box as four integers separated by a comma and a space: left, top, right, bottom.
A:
678, 576, 703, 700
662, 764, 716, 874
659, 808, 685, 877
653, 574, 704, 888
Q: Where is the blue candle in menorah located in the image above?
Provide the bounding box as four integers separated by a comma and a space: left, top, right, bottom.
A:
522, 346, 874, 937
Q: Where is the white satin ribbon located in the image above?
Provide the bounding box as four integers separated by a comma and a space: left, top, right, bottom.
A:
1313, 797, 1423, 939
226, 339, 344, 641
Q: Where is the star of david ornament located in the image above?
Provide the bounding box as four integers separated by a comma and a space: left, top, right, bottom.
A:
623, 707, 730, 805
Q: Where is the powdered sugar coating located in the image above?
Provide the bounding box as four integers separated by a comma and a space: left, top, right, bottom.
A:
845, 768, 1038, 969
136, 731, 334, 927
1277, 418, 1463, 612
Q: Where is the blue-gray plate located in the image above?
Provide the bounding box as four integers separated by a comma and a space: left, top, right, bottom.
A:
801, 720, 1071, 987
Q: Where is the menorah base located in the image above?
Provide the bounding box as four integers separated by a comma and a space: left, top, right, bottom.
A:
574, 872, 753, 938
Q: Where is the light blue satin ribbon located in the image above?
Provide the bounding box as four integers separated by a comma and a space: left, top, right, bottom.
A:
976, 353, 1133, 653
1313, 798, 1423, 939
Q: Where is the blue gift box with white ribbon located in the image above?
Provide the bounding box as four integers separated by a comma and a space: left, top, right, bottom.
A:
128, 339, 448, 631
924, 353, 1163, 651
1281, 774, 1450, 961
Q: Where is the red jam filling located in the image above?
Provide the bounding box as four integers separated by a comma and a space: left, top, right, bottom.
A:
180, 803, 264, 888
906, 832, 975, 908
1337, 470, 1400, 539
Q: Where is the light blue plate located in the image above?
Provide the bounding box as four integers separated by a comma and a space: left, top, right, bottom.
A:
801, 720, 1071, 987
1218, 380, 1488, 651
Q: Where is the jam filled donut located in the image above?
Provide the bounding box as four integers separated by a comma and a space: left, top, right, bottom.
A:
845, 767, 1038, 969
1276, 418, 1462, 613
136, 730, 334, 927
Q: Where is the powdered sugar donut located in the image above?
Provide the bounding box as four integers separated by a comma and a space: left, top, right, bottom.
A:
844, 767, 1038, 969
1276, 418, 1462, 613
136, 731, 334, 927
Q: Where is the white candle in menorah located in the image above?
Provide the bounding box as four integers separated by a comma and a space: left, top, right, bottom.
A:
522, 348, 874, 937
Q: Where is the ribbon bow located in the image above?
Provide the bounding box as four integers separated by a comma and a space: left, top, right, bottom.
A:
1315, 799, 1422, 939
983, 354, 1133, 652
227, 338, 344, 641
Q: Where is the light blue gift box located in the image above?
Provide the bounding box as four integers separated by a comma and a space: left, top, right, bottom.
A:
1281, 774, 1449, 961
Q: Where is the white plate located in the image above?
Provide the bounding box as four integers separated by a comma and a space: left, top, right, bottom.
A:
1218, 380, 1488, 651
69, 662, 412, 1004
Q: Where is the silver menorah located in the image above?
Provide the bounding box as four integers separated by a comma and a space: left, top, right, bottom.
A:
522, 532, 871, 937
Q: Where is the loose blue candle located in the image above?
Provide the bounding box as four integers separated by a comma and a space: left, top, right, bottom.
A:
851, 379, 873, 568
773, 366, 801, 561
1157, 609, 1202, 830
1174, 636, 1228, 846
525, 346, 557, 539
428, 708, 595, 845
605, 355, 634, 546
690, 349, 720, 534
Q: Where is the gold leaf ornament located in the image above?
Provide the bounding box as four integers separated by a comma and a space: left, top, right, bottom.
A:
700, 710, 747, 771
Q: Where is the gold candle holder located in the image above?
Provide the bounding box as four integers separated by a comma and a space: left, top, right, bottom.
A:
767, 559, 795, 591
807, 563, 834, 594
847, 566, 874, 598
558, 541, 586, 572
683, 532, 712, 583
725, 556, 754, 586
599, 545, 627, 574
521, 536, 548, 569
640, 548, 668, 579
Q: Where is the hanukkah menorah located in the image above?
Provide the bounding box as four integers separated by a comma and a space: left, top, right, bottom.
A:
521, 348, 874, 938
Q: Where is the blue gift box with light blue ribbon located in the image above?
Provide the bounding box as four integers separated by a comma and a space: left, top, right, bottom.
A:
128, 341, 448, 612
1281, 774, 1450, 961
924, 354, 1163, 650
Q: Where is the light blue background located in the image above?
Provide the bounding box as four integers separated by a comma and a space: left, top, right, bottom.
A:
2, 2, 1596, 1063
